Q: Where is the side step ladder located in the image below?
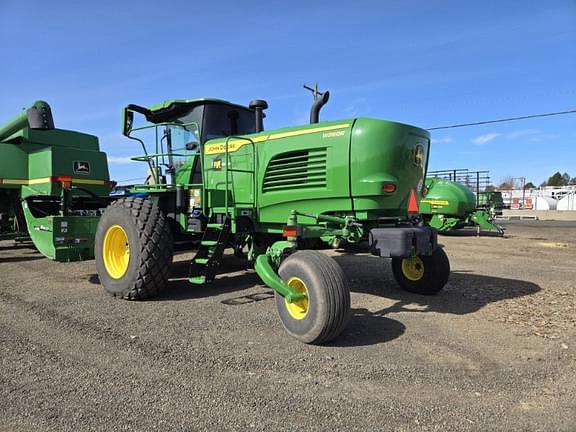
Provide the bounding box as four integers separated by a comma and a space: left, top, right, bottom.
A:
188, 217, 231, 284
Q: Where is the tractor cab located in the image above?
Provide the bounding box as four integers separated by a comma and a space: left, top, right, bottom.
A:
122, 99, 264, 186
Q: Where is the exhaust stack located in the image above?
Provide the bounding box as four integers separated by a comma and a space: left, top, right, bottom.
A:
304, 83, 330, 124
249, 100, 268, 133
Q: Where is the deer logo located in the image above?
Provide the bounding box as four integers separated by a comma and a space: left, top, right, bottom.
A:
73, 161, 91, 174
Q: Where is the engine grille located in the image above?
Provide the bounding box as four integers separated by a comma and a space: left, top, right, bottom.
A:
262, 148, 327, 192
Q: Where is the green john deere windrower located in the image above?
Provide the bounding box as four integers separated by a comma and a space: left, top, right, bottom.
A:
0, 101, 113, 261
95, 87, 451, 344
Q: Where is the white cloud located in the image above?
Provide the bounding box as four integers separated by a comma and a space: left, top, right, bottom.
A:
472, 133, 500, 145
108, 156, 135, 165
528, 134, 559, 142
506, 129, 539, 139
431, 137, 454, 144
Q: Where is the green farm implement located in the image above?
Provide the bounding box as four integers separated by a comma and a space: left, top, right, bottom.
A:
0, 101, 113, 260
93, 87, 451, 344
420, 177, 504, 235
477, 190, 504, 216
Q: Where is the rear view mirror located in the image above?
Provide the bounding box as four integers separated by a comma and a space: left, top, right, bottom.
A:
122, 109, 134, 136
186, 141, 199, 151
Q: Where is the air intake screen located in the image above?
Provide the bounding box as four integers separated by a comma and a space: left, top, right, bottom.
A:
263, 148, 327, 192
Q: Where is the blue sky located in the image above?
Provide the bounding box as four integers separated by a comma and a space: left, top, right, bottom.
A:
1, 0, 574, 186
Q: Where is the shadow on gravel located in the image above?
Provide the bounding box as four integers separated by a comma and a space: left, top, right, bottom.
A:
155, 256, 260, 301
330, 308, 406, 347
0, 254, 44, 263
88, 274, 100, 284
377, 272, 540, 317
333, 254, 541, 317
221, 290, 275, 305
158, 272, 262, 301
0, 242, 35, 251
87, 255, 263, 302
0, 242, 40, 262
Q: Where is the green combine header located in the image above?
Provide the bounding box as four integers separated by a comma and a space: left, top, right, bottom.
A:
0, 101, 113, 260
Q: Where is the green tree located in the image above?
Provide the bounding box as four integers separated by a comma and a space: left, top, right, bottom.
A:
547, 171, 566, 186
524, 182, 536, 189
562, 172, 571, 185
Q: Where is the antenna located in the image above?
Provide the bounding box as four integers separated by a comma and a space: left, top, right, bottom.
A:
303, 83, 330, 124
303, 83, 325, 98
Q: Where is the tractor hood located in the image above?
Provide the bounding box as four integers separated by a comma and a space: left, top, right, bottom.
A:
349, 118, 430, 218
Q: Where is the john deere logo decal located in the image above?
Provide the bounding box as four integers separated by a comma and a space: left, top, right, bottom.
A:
73, 161, 91, 175
212, 159, 222, 170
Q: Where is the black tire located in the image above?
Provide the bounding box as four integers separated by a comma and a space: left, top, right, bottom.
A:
276, 250, 351, 344
391, 247, 450, 295
95, 197, 173, 300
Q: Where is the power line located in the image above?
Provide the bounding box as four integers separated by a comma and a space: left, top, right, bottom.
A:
427, 109, 576, 131
115, 177, 145, 183
108, 108, 574, 182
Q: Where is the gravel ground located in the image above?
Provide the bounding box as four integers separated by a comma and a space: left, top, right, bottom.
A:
1, 221, 575, 431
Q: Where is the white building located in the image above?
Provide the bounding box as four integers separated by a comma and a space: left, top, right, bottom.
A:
499, 185, 576, 209
558, 193, 576, 211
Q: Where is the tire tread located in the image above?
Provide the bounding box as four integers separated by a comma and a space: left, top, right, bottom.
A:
99, 197, 173, 300
277, 250, 350, 344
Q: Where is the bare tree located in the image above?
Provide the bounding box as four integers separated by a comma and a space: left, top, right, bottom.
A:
499, 176, 515, 189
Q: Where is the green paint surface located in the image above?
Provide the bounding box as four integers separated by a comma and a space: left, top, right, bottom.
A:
1, 102, 112, 261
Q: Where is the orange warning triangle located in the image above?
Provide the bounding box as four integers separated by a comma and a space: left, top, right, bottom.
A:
407, 189, 419, 213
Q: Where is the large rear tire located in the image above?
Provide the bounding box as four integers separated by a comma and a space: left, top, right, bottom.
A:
391, 247, 450, 295
276, 250, 351, 344
95, 197, 173, 300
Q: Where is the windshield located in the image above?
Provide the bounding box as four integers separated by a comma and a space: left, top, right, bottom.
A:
173, 103, 256, 144
124, 101, 257, 185
174, 105, 204, 133
202, 104, 256, 142
167, 124, 200, 171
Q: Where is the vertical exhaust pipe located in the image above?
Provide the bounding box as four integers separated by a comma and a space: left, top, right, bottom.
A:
310, 91, 330, 124
249, 100, 268, 133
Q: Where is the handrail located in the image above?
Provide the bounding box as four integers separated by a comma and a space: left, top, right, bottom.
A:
125, 120, 200, 185
223, 136, 257, 218
128, 121, 200, 133
131, 182, 203, 191
131, 152, 189, 162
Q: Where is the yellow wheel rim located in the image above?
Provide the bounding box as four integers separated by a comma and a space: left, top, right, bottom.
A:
401, 256, 425, 281
102, 225, 130, 279
285, 277, 309, 320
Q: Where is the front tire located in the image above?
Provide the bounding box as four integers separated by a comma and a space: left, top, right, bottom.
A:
276, 250, 351, 344
391, 247, 450, 295
95, 197, 173, 300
